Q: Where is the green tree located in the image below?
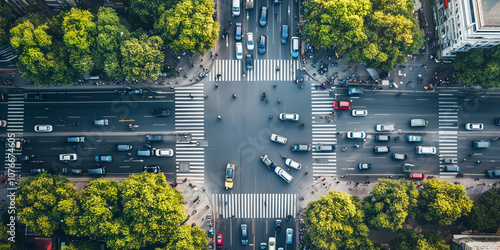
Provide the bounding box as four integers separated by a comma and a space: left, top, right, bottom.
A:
0, 223, 15, 249
164, 225, 208, 250
300, 0, 371, 51
16, 173, 79, 236
0, 2, 13, 46
120, 173, 187, 248
94, 7, 129, 78
453, 47, 500, 89
129, 0, 181, 30
62, 8, 95, 75
363, 179, 418, 231
13, 12, 45, 28
121, 34, 164, 81
464, 187, 500, 232
304, 190, 375, 250
416, 179, 473, 226
391, 229, 449, 250
155, 0, 219, 54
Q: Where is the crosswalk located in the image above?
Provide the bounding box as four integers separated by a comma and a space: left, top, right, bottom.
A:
311, 87, 337, 178
174, 84, 205, 184
438, 91, 459, 175
213, 193, 297, 219
208, 59, 302, 82
3, 93, 24, 174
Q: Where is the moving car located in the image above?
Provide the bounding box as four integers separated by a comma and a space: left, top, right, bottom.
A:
217, 234, 223, 248
275, 220, 281, 232
154, 148, 174, 157
348, 87, 364, 95
291, 36, 299, 58
95, 155, 112, 162
410, 119, 428, 127
259, 6, 267, 26
143, 165, 161, 173
260, 242, 267, 249
268, 237, 276, 250
474, 140, 490, 148
246, 54, 253, 69
146, 134, 163, 142
291, 144, 311, 152
347, 131, 366, 139
247, 32, 254, 50
392, 153, 407, 160
225, 163, 235, 189
115, 144, 133, 151
279, 113, 299, 121
59, 153, 77, 162
376, 124, 395, 132
235, 23, 242, 41
465, 123, 484, 130
316, 145, 335, 151
270, 133, 287, 144
281, 25, 288, 44
232, 0, 240, 16
71, 169, 82, 175
31, 168, 45, 174
487, 170, 500, 177
285, 158, 302, 170
24, 93, 42, 101
153, 109, 171, 117
416, 146, 436, 154
0, 120, 6, 127
358, 163, 372, 170
93, 119, 109, 126
125, 87, 142, 94
241, 224, 248, 245
334, 100, 350, 110
34, 125, 53, 132
351, 110, 368, 117
260, 154, 279, 170
409, 173, 425, 179
406, 135, 423, 142
374, 146, 391, 153
375, 135, 390, 142
401, 163, 414, 173
258, 35, 266, 54
286, 228, 293, 244
16, 155, 30, 162
236, 42, 243, 59
66, 136, 85, 143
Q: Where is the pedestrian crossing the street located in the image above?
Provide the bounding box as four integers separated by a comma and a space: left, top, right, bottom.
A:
213, 193, 297, 219
438, 91, 459, 174
311, 88, 337, 178
209, 59, 301, 82
174, 84, 205, 184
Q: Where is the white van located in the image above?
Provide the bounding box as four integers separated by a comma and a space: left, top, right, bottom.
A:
416, 146, 436, 154
275, 167, 293, 183
291, 37, 299, 58
268, 237, 276, 250
232, 0, 241, 16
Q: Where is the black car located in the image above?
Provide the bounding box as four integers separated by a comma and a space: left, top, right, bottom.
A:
496, 117, 500, 126
16, 155, 30, 162
275, 219, 281, 232
153, 109, 171, 117
258, 35, 266, 55
144, 165, 161, 173
246, 54, 253, 69
24, 93, 42, 101
146, 134, 163, 142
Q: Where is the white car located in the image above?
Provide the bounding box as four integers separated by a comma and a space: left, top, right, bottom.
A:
59, 153, 77, 162
270, 133, 287, 144
347, 131, 366, 139
154, 148, 174, 157
376, 124, 395, 132
235, 42, 243, 60
247, 32, 254, 50
279, 113, 299, 121
285, 158, 302, 170
34, 125, 53, 132
0, 120, 6, 127
351, 110, 368, 117
465, 123, 483, 130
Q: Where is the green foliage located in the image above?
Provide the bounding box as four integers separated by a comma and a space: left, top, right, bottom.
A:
0, 2, 13, 46
304, 190, 375, 250
155, 0, 220, 54
363, 179, 418, 231
391, 229, 449, 250
63, 8, 95, 53
300, 0, 371, 50
129, 0, 181, 30
464, 187, 500, 232
10, 21, 52, 54
0, 223, 15, 249
16, 173, 79, 237
164, 225, 208, 250
121, 34, 164, 81
13, 12, 45, 28
453, 47, 500, 88
416, 179, 473, 226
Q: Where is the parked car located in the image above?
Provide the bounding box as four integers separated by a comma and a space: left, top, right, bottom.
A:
95, 155, 112, 162
347, 131, 366, 139
376, 124, 395, 132
59, 153, 77, 162
146, 134, 163, 142
358, 163, 372, 170
259, 6, 267, 26
34, 124, 53, 132
153, 109, 171, 117
247, 32, 254, 50
93, 119, 109, 126
279, 113, 299, 121
291, 144, 311, 152
258, 35, 266, 54
270, 133, 287, 144
351, 110, 367, 117
31, 168, 45, 174
24, 93, 42, 101
465, 123, 484, 130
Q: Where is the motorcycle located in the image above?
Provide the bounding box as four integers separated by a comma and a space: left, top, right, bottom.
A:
127, 124, 139, 131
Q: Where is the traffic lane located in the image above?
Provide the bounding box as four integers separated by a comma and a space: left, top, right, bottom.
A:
19, 134, 176, 174
23, 88, 168, 102
224, 218, 253, 250
458, 133, 500, 174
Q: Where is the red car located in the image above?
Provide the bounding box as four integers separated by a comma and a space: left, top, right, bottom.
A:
334, 100, 351, 110
216, 233, 223, 248
409, 173, 425, 179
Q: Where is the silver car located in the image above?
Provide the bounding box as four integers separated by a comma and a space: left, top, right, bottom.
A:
279, 113, 299, 121
347, 131, 366, 139
351, 110, 368, 117
285, 158, 302, 170
376, 124, 395, 132
270, 133, 287, 144
465, 123, 483, 130
34, 124, 53, 132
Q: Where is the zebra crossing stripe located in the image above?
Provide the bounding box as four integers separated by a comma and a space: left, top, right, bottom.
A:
209, 59, 300, 82
212, 193, 296, 218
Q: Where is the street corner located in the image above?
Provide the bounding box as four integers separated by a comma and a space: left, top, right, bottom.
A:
179, 182, 213, 230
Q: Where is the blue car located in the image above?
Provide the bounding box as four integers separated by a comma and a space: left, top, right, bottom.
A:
95, 155, 113, 162
93, 119, 109, 126
259, 7, 267, 27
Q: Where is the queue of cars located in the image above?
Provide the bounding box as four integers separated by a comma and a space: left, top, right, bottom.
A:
222, 221, 292, 249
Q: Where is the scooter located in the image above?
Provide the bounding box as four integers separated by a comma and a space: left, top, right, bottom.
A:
127, 124, 139, 131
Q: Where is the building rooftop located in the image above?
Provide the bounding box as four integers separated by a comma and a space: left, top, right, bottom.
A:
481, 0, 500, 27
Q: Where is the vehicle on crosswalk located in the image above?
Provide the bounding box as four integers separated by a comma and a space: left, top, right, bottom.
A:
334, 100, 350, 110
225, 163, 235, 189
315, 145, 335, 151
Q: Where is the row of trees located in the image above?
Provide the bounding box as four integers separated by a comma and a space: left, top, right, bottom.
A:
303, 178, 478, 249
13, 173, 206, 249
453, 46, 500, 89
7, 0, 218, 86
300, 0, 423, 72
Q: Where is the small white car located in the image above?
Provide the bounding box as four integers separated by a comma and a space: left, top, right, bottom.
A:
279, 113, 299, 121
465, 123, 483, 130
376, 124, 395, 132
270, 133, 287, 144
285, 158, 302, 170
347, 131, 366, 139
351, 110, 368, 117
34, 125, 53, 132
154, 148, 174, 157
235, 42, 243, 60
247, 32, 254, 50
59, 153, 77, 162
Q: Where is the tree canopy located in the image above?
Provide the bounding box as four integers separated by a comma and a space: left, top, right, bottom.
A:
155, 0, 219, 54
464, 187, 500, 233
304, 190, 375, 250
16, 173, 79, 236
453, 46, 500, 89
416, 178, 473, 226
0, 2, 13, 46
121, 34, 164, 81
128, 0, 181, 30
391, 229, 449, 250
363, 179, 418, 231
